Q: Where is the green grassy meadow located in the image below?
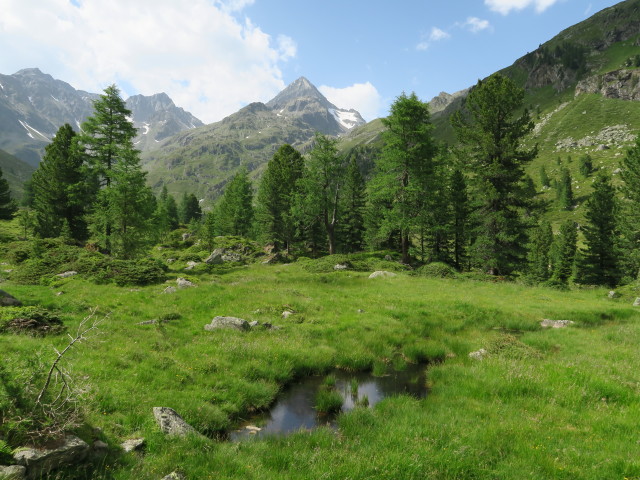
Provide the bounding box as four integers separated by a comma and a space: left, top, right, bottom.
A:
2, 242, 640, 479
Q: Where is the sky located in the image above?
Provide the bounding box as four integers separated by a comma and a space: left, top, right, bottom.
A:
0, 0, 624, 124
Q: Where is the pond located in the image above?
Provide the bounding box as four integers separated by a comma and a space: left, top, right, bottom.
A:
229, 364, 428, 441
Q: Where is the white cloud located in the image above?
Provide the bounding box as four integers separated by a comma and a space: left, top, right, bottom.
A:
0, 0, 296, 123
318, 82, 383, 121
462, 17, 492, 33
485, 0, 561, 15
416, 27, 451, 51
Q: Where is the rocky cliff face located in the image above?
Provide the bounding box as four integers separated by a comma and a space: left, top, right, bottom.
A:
575, 68, 640, 101
428, 89, 469, 115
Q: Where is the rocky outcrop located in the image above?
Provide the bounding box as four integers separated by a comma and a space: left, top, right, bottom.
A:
468, 349, 487, 360
575, 69, 640, 101
121, 438, 145, 453
368, 271, 397, 279
555, 124, 636, 151
540, 319, 574, 328
176, 278, 196, 288
152, 407, 197, 437
13, 435, 89, 480
204, 316, 249, 331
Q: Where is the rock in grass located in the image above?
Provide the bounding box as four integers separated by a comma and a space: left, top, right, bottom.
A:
368, 271, 397, 279
176, 278, 196, 288
55, 271, 78, 278
334, 263, 349, 270
121, 438, 145, 453
282, 310, 294, 319
468, 348, 487, 360
204, 316, 249, 331
152, 407, 196, 436
540, 319, 574, 328
162, 286, 177, 294
633, 297, 640, 307
161, 471, 186, 480
0, 465, 26, 479
204, 249, 224, 264
13, 435, 89, 480
0, 289, 21, 307
608, 290, 617, 299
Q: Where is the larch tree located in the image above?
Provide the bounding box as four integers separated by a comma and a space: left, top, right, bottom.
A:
256, 144, 304, 253
339, 154, 367, 253
369, 92, 437, 264
452, 74, 537, 275
618, 135, 640, 280
216, 168, 254, 237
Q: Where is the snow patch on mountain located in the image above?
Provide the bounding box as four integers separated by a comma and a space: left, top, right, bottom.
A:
328, 108, 362, 131
18, 120, 49, 141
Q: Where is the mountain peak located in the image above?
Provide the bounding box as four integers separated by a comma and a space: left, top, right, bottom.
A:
266, 76, 330, 111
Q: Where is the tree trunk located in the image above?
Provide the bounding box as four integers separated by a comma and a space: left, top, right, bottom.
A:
401, 233, 410, 264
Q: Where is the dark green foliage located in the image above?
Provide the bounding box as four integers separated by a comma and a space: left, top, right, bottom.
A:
295, 133, 346, 255
216, 168, 254, 237
527, 220, 553, 283
256, 144, 304, 252
578, 173, 620, 286
180, 193, 202, 224
539, 165, 550, 188
368, 92, 436, 264
449, 169, 469, 270
109, 258, 167, 286
618, 135, 640, 280
31, 124, 89, 241
0, 306, 64, 335
0, 167, 17, 220
415, 262, 458, 278
549, 220, 577, 286
203, 211, 216, 250
452, 74, 537, 275
556, 167, 574, 210
154, 186, 180, 237
339, 154, 366, 253
579, 154, 593, 178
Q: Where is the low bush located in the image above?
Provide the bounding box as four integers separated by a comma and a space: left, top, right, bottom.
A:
0, 306, 65, 335
110, 258, 167, 286
415, 262, 458, 279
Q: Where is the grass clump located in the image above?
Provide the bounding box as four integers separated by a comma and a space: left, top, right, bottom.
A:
315, 387, 343, 415
415, 262, 459, 278
0, 306, 64, 335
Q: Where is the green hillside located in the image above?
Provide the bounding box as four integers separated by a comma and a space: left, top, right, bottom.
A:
0, 148, 34, 200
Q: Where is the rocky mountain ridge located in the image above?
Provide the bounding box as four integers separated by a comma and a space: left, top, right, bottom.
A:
0, 68, 203, 166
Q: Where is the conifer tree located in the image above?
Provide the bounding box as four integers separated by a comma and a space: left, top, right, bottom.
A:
339, 154, 366, 253
557, 167, 574, 210
81, 85, 141, 253
0, 167, 17, 220
452, 74, 537, 275
31, 124, 88, 240
216, 168, 254, 237
295, 133, 346, 255
578, 173, 620, 286
539, 165, 550, 188
579, 154, 593, 178
618, 135, 640, 280
449, 168, 469, 270
369, 92, 436, 264
180, 193, 202, 224
256, 144, 304, 253
549, 220, 578, 286
527, 219, 553, 283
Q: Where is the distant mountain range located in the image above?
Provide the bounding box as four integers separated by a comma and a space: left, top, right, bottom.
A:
0, 68, 203, 168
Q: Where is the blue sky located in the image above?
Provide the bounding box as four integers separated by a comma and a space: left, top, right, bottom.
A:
0, 0, 623, 123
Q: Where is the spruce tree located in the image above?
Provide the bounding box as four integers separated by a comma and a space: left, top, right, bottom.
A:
578, 173, 620, 286
449, 169, 469, 270
452, 74, 537, 275
31, 124, 88, 240
256, 144, 304, 253
557, 167, 574, 210
539, 165, 550, 188
339, 154, 366, 253
180, 193, 202, 224
579, 154, 593, 178
216, 169, 254, 237
369, 92, 436, 264
618, 135, 640, 280
527, 220, 553, 283
549, 220, 578, 286
0, 167, 17, 220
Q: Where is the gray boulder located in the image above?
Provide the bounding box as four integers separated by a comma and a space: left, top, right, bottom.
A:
468, 348, 487, 360
121, 438, 146, 453
368, 271, 397, 279
161, 471, 186, 480
176, 278, 196, 288
608, 290, 617, 299
204, 248, 225, 264
204, 316, 249, 331
0, 290, 21, 307
0, 465, 26, 480
334, 264, 349, 271
13, 435, 89, 480
162, 286, 177, 294
152, 407, 196, 437
541, 319, 574, 328
55, 271, 78, 278
634, 297, 640, 307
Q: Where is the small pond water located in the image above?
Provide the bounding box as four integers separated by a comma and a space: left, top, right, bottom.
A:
229, 364, 428, 441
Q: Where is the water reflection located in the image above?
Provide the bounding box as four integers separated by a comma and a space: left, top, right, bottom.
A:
229, 364, 428, 441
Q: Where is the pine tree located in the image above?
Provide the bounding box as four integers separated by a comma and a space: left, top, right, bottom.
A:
618, 135, 640, 280
549, 220, 578, 286
369, 92, 436, 264
452, 74, 537, 275
527, 220, 553, 283
0, 167, 17, 220
539, 165, 550, 188
216, 168, 254, 237
578, 173, 620, 286
579, 154, 593, 178
31, 124, 88, 240
339, 154, 366, 253
256, 144, 304, 253
81, 85, 139, 253
557, 167, 574, 210
449, 169, 469, 270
